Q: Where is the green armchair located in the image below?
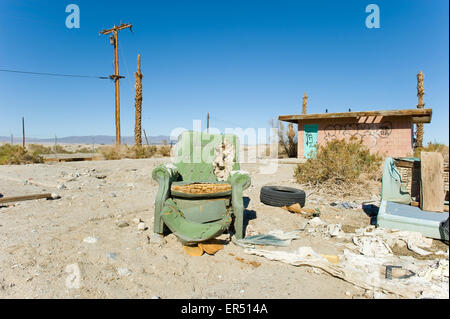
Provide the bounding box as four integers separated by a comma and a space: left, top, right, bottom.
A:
152, 131, 251, 244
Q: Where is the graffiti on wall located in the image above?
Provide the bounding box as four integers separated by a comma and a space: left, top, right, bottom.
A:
324, 121, 392, 147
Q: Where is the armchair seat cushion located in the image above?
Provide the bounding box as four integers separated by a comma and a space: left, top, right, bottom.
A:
171, 181, 232, 198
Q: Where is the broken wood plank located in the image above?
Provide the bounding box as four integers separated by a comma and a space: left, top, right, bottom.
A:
278, 108, 433, 123
420, 152, 445, 212
0, 193, 52, 204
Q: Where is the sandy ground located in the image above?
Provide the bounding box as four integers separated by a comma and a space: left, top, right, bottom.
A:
0, 155, 446, 299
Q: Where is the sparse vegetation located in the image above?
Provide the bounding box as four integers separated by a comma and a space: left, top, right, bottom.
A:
294, 137, 383, 194
414, 142, 449, 161
134, 145, 158, 158
98, 144, 169, 160
278, 121, 297, 158
0, 144, 44, 165
28, 144, 74, 154
158, 145, 172, 157
76, 146, 92, 153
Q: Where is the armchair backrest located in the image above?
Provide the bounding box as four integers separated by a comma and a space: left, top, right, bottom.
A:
173, 131, 240, 182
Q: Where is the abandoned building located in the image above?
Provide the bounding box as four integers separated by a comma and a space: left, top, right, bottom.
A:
278, 108, 433, 158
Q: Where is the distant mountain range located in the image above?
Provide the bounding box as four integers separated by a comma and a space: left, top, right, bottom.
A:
0, 135, 176, 145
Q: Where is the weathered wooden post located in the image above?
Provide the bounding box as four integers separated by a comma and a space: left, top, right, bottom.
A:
134, 54, 143, 146
415, 71, 425, 148
302, 93, 308, 114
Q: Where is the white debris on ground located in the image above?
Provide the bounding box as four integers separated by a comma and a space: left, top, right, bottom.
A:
242, 218, 449, 299
303, 217, 346, 239
245, 245, 449, 299
353, 226, 434, 256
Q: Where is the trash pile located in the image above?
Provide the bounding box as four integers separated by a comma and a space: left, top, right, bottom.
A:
302, 217, 347, 239
236, 218, 449, 299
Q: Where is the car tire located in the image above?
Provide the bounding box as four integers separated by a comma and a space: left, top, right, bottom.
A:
260, 186, 306, 207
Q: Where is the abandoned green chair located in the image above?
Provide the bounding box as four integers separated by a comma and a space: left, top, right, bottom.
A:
152, 131, 251, 244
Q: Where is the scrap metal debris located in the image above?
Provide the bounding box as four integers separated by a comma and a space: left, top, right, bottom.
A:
235, 230, 302, 248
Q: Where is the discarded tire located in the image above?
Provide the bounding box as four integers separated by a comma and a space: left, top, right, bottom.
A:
260, 186, 306, 207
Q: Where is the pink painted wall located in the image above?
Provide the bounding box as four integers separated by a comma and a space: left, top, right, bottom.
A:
297, 116, 413, 158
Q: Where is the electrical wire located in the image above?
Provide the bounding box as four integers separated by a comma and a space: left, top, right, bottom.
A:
0, 69, 110, 79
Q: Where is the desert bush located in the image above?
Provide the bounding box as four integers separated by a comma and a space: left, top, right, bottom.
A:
278, 121, 297, 158
158, 145, 172, 157
28, 144, 73, 154
0, 144, 44, 165
134, 145, 158, 158
28, 144, 53, 154
294, 137, 383, 191
76, 146, 92, 153
414, 142, 449, 161
54, 145, 73, 154
99, 145, 127, 160
99, 145, 158, 160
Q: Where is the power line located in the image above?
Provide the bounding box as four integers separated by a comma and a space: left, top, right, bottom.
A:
0, 69, 110, 79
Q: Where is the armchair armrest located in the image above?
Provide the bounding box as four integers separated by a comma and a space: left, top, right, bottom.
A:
152, 164, 179, 234
152, 163, 179, 181
228, 170, 251, 240
228, 170, 251, 190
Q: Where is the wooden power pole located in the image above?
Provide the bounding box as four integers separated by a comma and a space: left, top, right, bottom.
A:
207, 112, 210, 133
100, 23, 133, 146
134, 54, 143, 146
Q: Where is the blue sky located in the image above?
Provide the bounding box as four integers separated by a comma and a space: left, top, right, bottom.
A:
0, 0, 448, 144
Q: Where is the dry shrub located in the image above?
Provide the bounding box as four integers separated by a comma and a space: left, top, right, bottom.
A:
278, 121, 297, 158
294, 137, 383, 195
414, 142, 449, 161
54, 145, 73, 154
28, 144, 73, 154
28, 144, 52, 154
158, 145, 172, 157
134, 145, 157, 158
76, 146, 92, 153
99, 145, 158, 160
0, 144, 43, 165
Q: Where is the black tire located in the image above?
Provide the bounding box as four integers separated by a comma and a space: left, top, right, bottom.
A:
260, 186, 306, 207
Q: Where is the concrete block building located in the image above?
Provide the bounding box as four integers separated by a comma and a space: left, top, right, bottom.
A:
278, 109, 432, 159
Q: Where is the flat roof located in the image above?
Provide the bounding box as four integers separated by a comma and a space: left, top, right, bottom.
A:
278, 108, 432, 124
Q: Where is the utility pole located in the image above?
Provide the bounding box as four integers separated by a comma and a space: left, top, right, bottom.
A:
22, 117, 25, 148
134, 54, 143, 146
100, 23, 133, 146
207, 112, 210, 133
